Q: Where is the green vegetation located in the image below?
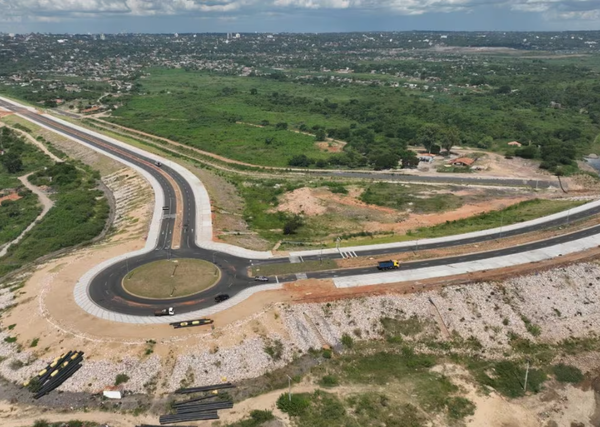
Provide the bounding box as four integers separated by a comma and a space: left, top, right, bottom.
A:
552, 364, 584, 383
3, 336, 17, 343
30, 337, 39, 347
225, 410, 275, 427
360, 182, 463, 213
0, 127, 53, 247
470, 360, 547, 398
0, 161, 109, 276
115, 373, 130, 386
411, 198, 583, 240
107, 65, 600, 174
264, 339, 284, 361
319, 374, 339, 388
32, 420, 98, 427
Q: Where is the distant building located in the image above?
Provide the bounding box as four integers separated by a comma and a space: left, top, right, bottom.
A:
507, 141, 522, 147
418, 154, 435, 163
450, 157, 475, 167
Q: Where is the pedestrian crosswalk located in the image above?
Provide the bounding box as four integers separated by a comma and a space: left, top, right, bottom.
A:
338, 250, 358, 259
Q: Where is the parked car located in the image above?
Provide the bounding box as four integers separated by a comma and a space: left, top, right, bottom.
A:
214, 294, 230, 303
254, 276, 269, 282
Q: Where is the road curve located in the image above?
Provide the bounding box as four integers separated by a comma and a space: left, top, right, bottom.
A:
0, 96, 598, 322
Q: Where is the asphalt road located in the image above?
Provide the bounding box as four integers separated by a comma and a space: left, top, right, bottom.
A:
1, 99, 597, 317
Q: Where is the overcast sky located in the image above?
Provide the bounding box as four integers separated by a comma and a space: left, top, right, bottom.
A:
0, 0, 599, 33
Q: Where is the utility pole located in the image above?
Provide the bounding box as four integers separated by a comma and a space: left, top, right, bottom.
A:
286, 375, 292, 402
523, 360, 530, 393
499, 209, 504, 239
567, 209, 571, 226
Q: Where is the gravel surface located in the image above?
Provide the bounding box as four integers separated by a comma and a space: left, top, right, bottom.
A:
2, 262, 600, 396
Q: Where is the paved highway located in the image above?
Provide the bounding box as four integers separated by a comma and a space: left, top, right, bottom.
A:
1, 98, 597, 318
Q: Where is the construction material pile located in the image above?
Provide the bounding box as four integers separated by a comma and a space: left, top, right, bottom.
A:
24, 350, 84, 399
170, 318, 213, 329
159, 382, 235, 425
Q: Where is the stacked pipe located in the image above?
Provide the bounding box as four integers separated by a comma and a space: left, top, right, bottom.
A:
158, 383, 236, 424
23, 351, 84, 399
175, 382, 235, 394
170, 318, 213, 329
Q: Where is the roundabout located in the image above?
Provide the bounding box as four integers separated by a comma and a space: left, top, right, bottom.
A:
122, 259, 220, 300
3, 97, 600, 323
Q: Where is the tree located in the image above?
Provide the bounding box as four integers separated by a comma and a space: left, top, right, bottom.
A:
442, 127, 460, 155
275, 122, 288, 131
417, 124, 440, 153
250, 88, 258, 95
283, 215, 303, 235
373, 153, 400, 171
288, 155, 312, 167
315, 129, 327, 141
400, 150, 419, 168
1, 152, 23, 174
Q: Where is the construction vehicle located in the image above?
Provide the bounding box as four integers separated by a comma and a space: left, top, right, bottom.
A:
377, 260, 400, 271
154, 307, 175, 316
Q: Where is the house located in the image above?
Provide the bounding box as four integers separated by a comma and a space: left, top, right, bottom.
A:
507, 141, 522, 147
418, 153, 436, 163
450, 157, 475, 167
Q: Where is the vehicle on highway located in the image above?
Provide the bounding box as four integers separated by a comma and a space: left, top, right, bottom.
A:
155, 161, 162, 167
214, 294, 230, 303
377, 260, 400, 271
254, 275, 269, 282
154, 307, 175, 316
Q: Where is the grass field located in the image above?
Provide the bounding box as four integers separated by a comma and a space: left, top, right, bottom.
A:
108, 69, 343, 167
123, 259, 220, 299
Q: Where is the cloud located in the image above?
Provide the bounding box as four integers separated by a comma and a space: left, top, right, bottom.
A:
1, 0, 600, 22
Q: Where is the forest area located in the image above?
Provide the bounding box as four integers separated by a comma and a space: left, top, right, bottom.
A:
107, 56, 600, 175
0, 127, 109, 277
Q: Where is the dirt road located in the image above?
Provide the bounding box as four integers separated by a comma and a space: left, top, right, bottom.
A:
0, 173, 54, 258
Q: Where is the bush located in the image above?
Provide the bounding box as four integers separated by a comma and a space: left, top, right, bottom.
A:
446, 396, 476, 419
33, 420, 49, 427
552, 364, 584, 383
115, 373, 130, 386
4, 337, 16, 343
249, 410, 274, 423
30, 338, 39, 347
264, 339, 284, 361
276, 392, 311, 416
319, 375, 339, 388
341, 334, 354, 348
322, 349, 333, 359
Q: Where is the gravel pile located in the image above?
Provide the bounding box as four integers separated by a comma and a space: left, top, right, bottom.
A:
169, 335, 291, 390
61, 355, 161, 393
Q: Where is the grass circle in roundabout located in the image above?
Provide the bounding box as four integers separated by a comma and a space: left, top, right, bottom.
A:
122, 259, 221, 300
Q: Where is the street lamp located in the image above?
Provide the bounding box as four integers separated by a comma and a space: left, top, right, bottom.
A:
286, 375, 292, 402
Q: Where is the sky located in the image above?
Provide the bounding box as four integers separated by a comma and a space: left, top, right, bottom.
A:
0, 0, 599, 34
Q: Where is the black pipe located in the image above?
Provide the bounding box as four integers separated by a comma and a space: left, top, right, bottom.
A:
34, 363, 82, 399
173, 402, 233, 414
175, 383, 234, 394
172, 394, 220, 407
37, 351, 74, 384
34, 355, 84, 398
159, 411, 219, 424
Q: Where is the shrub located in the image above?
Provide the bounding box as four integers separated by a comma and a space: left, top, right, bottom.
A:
9, 359, 24, 370
319, 375, 339, 388
276, 393, 311, 416
341, 334, 354, 349
4, 337, 17, 343
249, 410, 274, 423
30, 338, 39, 347
115, 373, 130, 386
264, 339, 284, 361
552, 364, 584, 383
446, 396, 476, 419
33, 420, 49, 427
322, 349, 333, 359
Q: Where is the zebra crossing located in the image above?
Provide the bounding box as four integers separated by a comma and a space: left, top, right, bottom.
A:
338, 249, 358, 259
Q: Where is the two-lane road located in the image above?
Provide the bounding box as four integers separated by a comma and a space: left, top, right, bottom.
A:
1, 98, 598, 318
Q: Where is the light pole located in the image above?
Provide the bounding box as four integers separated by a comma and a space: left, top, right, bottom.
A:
524, 359, 530, 392
567, 209, 571, 227
286, 375, 292, 402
